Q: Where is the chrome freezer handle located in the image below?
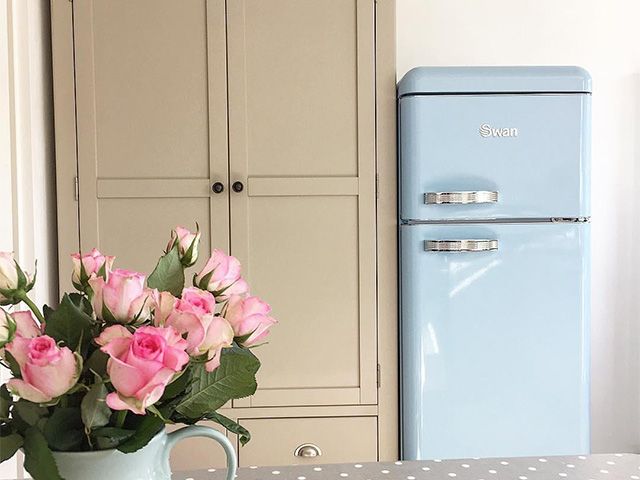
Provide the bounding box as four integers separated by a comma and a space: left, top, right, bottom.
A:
425, 239, 498, 253
424, 191, 498, 205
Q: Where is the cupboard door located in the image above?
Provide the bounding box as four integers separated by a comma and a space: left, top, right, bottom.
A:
73, 0, 230, 271
227, 0, 377, 407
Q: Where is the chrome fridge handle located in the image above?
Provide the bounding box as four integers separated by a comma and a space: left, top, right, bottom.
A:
425, 239, 498, 253
424, 191, 498, 205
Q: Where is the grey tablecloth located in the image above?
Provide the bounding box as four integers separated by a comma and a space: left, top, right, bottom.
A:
174, 454, 640, 479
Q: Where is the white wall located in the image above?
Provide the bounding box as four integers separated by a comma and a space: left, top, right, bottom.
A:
0, 0, 56, 477
397, 0, 640, 454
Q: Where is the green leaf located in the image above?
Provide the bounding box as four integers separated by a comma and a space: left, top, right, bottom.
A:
43, 408, 85, 452
0, 385, 11, 420
92, 427, 135, 450
44, 293, 94, 354
81, 382, 111, 430
23, 427, 63, 480
83, 348, 109, 378
68, 292, 93, 316
0, 433, 23, 462
160, 369, 192, 402
4, 350, 21, 378
117, 415, 164, 454
14, 401, 48, 426
206, 412, 251, 446
176, 346, 260, 419
147, 245, 185, 296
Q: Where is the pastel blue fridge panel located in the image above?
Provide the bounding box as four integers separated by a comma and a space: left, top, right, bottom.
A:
399, 94, 591, 221
400, 223, 590, 460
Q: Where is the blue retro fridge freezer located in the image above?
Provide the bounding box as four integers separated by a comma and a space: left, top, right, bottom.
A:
399, 67, 591, 460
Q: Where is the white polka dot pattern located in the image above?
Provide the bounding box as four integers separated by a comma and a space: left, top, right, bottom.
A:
173, 454, 640, 480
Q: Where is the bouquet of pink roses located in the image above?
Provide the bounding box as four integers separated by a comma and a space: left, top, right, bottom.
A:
0, 225, 276, 479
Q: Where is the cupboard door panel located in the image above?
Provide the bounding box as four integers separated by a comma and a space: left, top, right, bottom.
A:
97, 198, 211, 274
239, 0, 359, 177
238, 417, 378, 467
227, 0, 377, 407
73, 0, 230, 253
246, 196, 360, 391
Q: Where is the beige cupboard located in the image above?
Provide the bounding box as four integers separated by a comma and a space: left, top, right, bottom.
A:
51, 0, 397, 468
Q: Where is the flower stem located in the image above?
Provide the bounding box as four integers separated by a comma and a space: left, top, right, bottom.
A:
115, 410, 127, 428
16, 291, 45, 325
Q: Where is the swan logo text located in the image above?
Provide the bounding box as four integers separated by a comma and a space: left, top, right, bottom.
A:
479, 123, 519, 138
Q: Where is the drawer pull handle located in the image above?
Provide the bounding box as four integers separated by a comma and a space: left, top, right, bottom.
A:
294, 443, 322, 458
425, 239, 498, 252
425, 191, 498, 205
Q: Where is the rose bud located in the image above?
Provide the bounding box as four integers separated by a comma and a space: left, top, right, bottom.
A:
224, 295, 277, 347
71, 248, 114, 291
194, 250, 248, 301
89, 269, 154, 324
0, 252, 35, 306
167, 226, 201, 267
163, 287, 234, 371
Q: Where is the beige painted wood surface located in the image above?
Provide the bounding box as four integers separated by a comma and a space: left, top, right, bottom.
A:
238, 417, 378, 467
51, 0, 79, 293
168, 422, 228, 471
227, 0, 378, 409
72, 0, 230, 273
374, 0, 399, 461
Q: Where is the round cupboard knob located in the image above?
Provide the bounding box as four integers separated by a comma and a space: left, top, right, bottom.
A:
293, 443, 322, 458
211, 182, 224, 194
232, 181, 244, 193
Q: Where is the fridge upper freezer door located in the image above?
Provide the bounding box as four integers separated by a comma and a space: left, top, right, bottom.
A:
399, 94, 591, 221
400, 223, 590, 460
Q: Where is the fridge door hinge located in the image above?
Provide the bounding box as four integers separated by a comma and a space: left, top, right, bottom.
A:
376, 363, 381, 387
74, 176, 79, 201
375, 174, 380, 199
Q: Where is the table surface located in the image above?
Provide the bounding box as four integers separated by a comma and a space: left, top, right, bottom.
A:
175, 454, 640, 480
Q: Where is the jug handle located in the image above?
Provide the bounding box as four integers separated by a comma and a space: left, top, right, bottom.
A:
163, 425, 237, 480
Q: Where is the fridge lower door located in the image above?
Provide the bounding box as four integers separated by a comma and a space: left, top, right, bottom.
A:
400, 223, 590, 460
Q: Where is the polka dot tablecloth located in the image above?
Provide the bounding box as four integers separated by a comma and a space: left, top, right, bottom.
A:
175, 454, 640, 480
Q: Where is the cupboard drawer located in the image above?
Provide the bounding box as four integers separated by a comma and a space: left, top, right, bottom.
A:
238, 417, 378, 467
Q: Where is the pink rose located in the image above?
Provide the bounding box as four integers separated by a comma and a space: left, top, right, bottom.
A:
89, 269, 154, 324
167, 226, 201, 267
12, 311, 42, 338
95, 324, 131, 347
177, 287, 216, 316
194, 250, 248, 300
1, 310, 41, 353
151, 291, 177, 326
163, 287, 233, 372
100, 325, 189, 414
5, 335, 79, 403
224, 295, 277, 347
71, 248, 114, 290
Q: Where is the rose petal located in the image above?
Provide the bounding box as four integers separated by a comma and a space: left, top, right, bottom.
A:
6, 379, 52, 403
106, 392, 145, 415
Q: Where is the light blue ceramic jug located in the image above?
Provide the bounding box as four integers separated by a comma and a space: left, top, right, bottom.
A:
51, 426, 237, 480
